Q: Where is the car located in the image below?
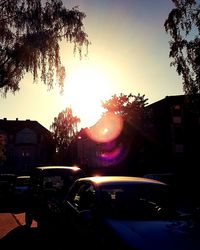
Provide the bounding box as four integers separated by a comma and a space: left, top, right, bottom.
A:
13, 175, 30, 208
62, 176, 200, 250
14, 175, 30, 194
143, 173, 176, 186
0, 174, 17, 205
24, 165, 86, 228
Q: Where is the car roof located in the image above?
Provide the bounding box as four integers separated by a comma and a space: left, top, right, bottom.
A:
16, 175, 30, 179
35, 165, 83, 172
77, 176, 166, 185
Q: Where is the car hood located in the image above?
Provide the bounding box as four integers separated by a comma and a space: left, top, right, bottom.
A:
105, 217, 200, 250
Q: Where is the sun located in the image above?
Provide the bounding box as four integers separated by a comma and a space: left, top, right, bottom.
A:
62, 62, 113, 128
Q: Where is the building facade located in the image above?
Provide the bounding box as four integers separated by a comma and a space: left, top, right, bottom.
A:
142, 94, 200, 175
0, 118, 54, 174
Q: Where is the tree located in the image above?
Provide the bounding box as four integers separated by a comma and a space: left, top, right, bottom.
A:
101, 93, 149, 175
50, 107, 80, 162
0, 0, 89, 96
164, 0, 200, 94
101, 93, 148, 127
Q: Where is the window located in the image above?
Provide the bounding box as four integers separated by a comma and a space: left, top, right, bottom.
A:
172, 104, 182, 124
70, 182, 96, 211
16, 128, 37, 144
172, 116, 182, 124
172, 104, 181, 116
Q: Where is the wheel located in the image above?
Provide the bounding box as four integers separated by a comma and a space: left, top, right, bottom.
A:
25, 212, 33, 228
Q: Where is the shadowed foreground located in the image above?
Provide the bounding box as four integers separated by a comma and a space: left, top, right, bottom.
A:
0, 224, 77, 249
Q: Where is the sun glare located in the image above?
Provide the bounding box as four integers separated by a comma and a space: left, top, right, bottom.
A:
63, 62, 113, 128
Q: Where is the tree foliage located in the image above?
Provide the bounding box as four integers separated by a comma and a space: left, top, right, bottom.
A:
101, 93, 148, 127
50, 107, 80, 153
165, 0, 200, 94
0, 0, 89, 96
101, 93, 149, 174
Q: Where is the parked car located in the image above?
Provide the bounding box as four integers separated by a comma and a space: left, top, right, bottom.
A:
0, 174, 17, 205
13, 175, 30, 208
62, 176, 200, 250
143, 173, 176, 186
25, 165, 86, 228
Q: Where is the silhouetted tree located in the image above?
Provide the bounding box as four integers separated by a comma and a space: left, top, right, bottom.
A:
101, 93, 149, 175
0, 0, 89, 96
50, 107, 80, 163
102, 93, 148, 128
165, 0, 200, 94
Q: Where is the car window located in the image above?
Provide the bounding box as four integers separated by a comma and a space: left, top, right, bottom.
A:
15, 176, 30, 187
43, 175, 64, 190
66, 182, 86, 206
42, 170, 85, 191
78, 185, 96, 211
68, 182, 96, 211
29, 173, 42, 192
99, 183, 177, 220
29, 168, 85, 193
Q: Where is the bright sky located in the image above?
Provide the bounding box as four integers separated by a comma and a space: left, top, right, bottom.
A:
0, 0, 183, 130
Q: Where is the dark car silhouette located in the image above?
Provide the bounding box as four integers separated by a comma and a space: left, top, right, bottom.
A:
62, 176, 200, 250
25, 165, 85, 228
0, 174, 17, 206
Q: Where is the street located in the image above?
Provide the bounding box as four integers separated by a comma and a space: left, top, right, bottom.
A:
0, 211, 72, 248
0, 212, 37, 239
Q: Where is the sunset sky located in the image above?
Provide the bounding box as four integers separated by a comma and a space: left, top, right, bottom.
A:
0, 0, 183, 130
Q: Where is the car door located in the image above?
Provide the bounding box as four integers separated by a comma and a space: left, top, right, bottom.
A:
65, 181, 98, 245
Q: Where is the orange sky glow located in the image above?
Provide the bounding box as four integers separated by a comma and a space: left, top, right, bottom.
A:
0, 0, 183, 130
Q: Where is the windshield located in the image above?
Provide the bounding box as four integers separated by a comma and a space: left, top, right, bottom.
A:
99, 183, 179, 220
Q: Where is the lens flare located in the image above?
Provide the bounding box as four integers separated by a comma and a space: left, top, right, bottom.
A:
96, 142, 129, 167
100, 144, 122, 160
86, 112, 123, 143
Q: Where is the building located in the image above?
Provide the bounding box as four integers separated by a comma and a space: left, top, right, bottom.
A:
68, 128, 99, 175
69, 94, 200, 178
142, 94, 200, 175
0, 118, 54, 174
69, 119, 137, 176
